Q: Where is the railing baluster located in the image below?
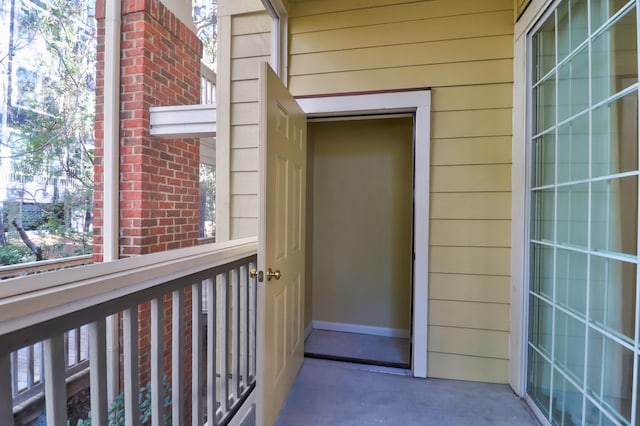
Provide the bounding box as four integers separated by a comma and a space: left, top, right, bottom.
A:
0, 353, 15, 426
89, 319, 108, 425
241, 264, 249, 392
124, 307, 140, 425
74, 326, 81, 366
206, 277, 216, 425
250, 261, 257, 381
192, 282, 203, 426
172, 288, 184, 426
231, 268, 240, 402
219, 272, 229, 418
151, 297, 165, 426
10, 351, 18, 397
26, 344, 34, 389
64, 330, 70, 367
44, 334, 67, 425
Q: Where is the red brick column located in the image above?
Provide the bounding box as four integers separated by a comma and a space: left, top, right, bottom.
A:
94, 1, 202, 421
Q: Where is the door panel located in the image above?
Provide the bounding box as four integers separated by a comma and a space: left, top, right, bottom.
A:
257, 62, 306, 426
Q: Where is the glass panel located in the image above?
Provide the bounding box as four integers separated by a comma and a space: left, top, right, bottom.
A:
530, 295, 554, 356
557, 183, 589, 248
591, 0, 634, 32
592, 92, 639, 178
592, 8, 638, 105
586, 329, 634, 423
554, 309, 586, 385
558, 47, 589, 122
534, 13, 557, 82
557, 0, 589, 62
551, 369, 584, 425
585, 398, 618, 425
532, 189, 555, 241
531, 244, 555, 298
590, 255, 636, 342
533, 133, 556, 187
557, 113, 589, 183
528, 346, 552, 418
535, 77, 557, 134
556, 249, 587, 316
591, 176, 638, 256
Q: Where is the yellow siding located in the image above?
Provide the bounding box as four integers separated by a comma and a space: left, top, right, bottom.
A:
289, 0, 513, 383
228, 10, 271, 239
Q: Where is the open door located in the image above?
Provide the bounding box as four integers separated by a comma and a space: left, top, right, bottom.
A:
256, 62, 306, 426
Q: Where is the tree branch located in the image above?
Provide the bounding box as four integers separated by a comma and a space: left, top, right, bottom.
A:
11, 218, 43, 261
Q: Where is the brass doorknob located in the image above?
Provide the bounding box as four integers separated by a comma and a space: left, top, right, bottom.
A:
266, 268, 281, 281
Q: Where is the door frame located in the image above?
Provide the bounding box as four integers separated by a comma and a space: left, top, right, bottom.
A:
297, 89, 431, 378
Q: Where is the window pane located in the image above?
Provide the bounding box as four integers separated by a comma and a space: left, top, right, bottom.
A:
531, 244, 554, 298
591, 0, 633, 32
531, 189, 555, 241
557, 183, 588, 248
591, 176, 638, 256
585, 398, 618, 425
556, 248, 587, 316
532, 133, 556, 187
530, 295, 554, 356
558, 47, 589, 122
534, 14, 557, 82
557, 0, 589, 62
534, 77, 556, 134
586, 329, 634, 423
591, 8, 638, 105
589, 255, 636, 342
528, 346, 552, 418
557, 113, 589, 183
551, 369, 584, 425
592, 92, 638, 178
554, 309, 586, 385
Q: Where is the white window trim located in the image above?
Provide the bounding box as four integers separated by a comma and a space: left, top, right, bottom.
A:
297, 90, 431, 379
511, 0, 557, 397
261, 0, 288, 83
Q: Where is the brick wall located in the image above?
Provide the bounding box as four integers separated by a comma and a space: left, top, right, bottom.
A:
94, 1, 202, 421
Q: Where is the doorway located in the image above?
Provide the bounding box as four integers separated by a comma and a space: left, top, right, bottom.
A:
304, 116, 414, 369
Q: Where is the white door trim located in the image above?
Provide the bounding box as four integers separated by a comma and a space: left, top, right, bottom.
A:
297, 90, 431, 378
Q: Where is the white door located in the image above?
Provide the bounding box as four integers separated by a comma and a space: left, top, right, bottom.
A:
256, 62, 306, 426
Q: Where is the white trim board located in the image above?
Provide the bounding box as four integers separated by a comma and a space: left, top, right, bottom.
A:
312, 321, 410, 339
298, 90, 431, 379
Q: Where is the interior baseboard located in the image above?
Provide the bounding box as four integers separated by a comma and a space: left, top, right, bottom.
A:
312, 320, 409, 339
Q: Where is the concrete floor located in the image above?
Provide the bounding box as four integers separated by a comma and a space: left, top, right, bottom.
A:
276, 358, 540, 426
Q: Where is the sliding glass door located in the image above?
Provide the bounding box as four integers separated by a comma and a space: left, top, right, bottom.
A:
528, 1, 639, 425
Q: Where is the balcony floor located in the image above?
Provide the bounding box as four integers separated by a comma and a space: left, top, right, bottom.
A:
276, 358, 540, 425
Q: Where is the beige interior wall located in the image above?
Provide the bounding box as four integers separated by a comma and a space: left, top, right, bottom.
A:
289, 0, 513, 383
307, 118, 413, 331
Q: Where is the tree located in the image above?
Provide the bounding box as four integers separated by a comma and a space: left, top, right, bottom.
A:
193, 0, 217, 68
0, 0, 96, 263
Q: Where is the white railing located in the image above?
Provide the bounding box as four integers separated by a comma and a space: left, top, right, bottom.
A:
201, 61, 216, 104
0, 238, 257, 425
0, 254, 94, 280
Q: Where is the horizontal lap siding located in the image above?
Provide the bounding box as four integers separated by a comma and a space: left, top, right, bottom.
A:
230, 11, 270, 239
289, 0, 513, 383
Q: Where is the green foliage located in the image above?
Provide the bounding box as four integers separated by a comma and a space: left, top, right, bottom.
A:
10, 0, 95, 191
199, 164, 216, 238
1, 0, 96, 262
0, 243, 35, 265
71, 378, 172, 426
193, 0, 217, 68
